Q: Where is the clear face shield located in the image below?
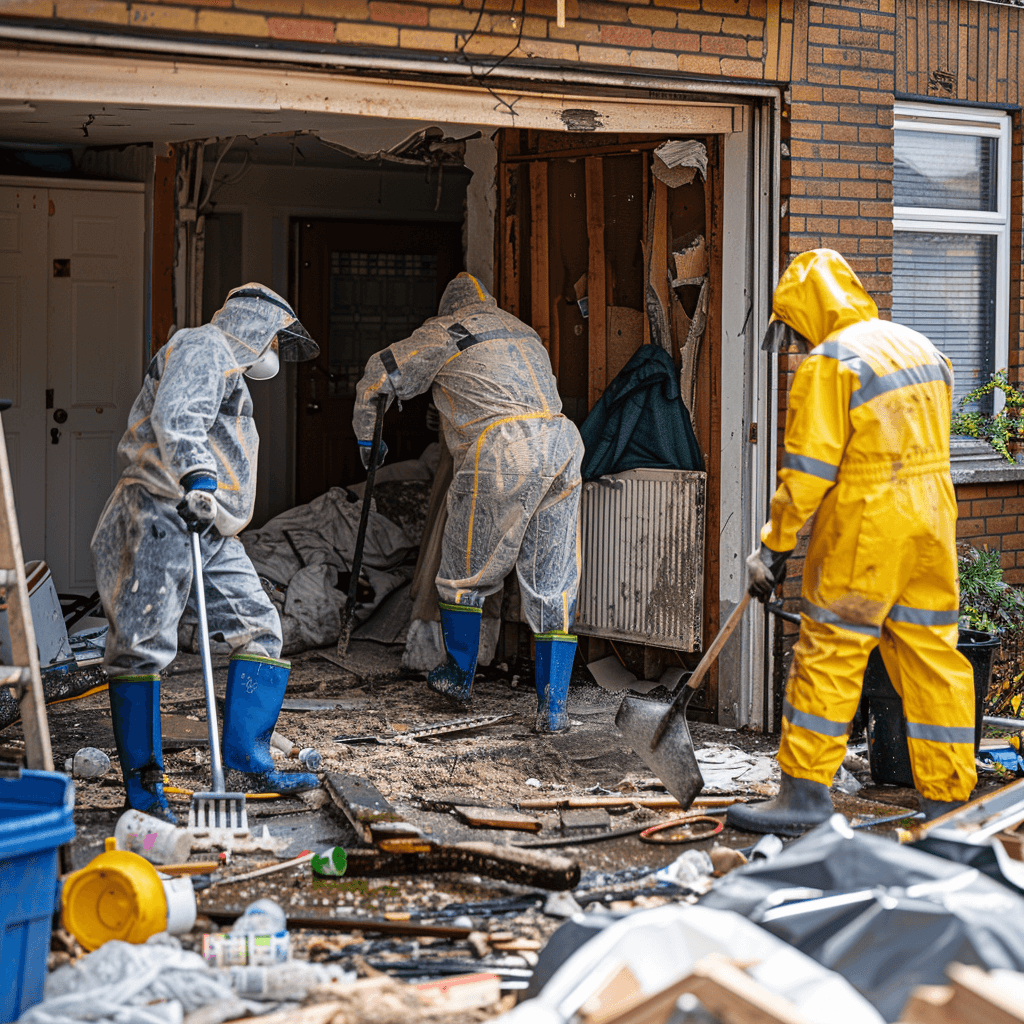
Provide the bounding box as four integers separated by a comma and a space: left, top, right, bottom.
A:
761, 318, 812, 355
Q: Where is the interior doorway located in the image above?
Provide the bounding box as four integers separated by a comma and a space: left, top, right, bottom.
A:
293, 218, 462, 503
0, 179, 145, 594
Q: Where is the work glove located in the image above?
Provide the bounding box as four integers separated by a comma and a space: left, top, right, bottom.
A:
746, 545, 791, 602
358, 439, 388, 471
176, 473, 218, 534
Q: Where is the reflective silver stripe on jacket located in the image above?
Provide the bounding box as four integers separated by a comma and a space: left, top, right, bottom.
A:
850, 363, 951, 410
783, 698, 850, 737
801, 598, 881, 638
887, 604, 960, 627
782, 452, 839, 482
812, 340, 952, 410
906, 721, 975, 744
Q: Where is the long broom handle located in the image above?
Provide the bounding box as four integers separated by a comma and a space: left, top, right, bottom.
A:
343, 394, 388, 627
191, 530, 226, 794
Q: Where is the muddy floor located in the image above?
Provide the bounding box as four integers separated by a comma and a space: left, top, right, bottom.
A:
3, 641, 956, 998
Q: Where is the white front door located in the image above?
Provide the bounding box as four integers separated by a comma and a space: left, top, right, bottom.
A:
0, 182, 145, 595
47, 188, 145, 593
0, 184, 48, 563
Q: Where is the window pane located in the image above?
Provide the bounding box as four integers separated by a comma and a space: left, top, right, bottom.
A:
894, 130, 997, 211
891, 231, 996, 410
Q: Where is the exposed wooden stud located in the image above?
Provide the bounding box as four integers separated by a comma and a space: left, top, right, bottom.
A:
652, 177, 670, 352
642, 151, 651, 347
151, 147, 176, 353
586, 156, 606, 409
501, 163, 521, 317
529, 161, 551, 354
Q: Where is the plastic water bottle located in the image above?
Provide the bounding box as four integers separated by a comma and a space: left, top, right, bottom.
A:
297, 747, 322, 770
64, 747, 111, 778
228, 962, 354, 1000
230, 898, 287, 935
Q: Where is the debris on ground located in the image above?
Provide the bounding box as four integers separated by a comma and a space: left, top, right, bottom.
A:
10, 631, 1024, 1024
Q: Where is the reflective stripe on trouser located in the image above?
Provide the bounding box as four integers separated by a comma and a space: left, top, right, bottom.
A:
92, 481, 283, 675
776, 470, 976, 802
437, 421, 582, 635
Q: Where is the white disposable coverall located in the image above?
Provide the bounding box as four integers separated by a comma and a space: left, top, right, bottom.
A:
353, 274, 584, 634
92, 285, 296, 675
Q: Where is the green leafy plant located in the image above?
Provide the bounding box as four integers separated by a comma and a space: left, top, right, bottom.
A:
951, 370, 1024, 463
959, 546, 1024, 631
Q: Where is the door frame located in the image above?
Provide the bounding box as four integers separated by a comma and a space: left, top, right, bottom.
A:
0, 46, 781, 727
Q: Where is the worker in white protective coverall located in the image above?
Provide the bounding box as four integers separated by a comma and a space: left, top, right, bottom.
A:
727, 249, 977, 836
91, 284, 321, 823
353, 272, 584, 732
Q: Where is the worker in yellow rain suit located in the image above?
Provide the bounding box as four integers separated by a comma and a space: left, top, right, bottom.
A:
353, 273, 584, 732
727, 249, 977, 835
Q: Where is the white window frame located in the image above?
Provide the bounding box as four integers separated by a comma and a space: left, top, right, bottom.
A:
893, 102, 1011, 408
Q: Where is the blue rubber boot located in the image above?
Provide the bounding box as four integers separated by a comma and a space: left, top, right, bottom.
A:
427, 603, 482, 703
534, 633, 576, 733
108, 675, 178, 823
222, 655, 318, 793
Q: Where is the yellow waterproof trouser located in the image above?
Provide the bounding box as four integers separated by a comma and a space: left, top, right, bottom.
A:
777, 469, 977, 802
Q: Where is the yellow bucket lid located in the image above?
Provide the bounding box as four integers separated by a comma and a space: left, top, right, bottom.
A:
62, 838, 168, 951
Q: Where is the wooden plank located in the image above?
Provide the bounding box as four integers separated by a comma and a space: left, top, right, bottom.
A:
0, 411, 51, 771
151, 148, 176, 353
529, 161, 550, 353
652, 176, 670, 347
591, 955, 815, 1024
501, 162, 521, 317
701, 137, 723, 718
763, 0, 781, 81
947, 963, 1024, 1024
586, 156, 606, 409
896, 985, 961, 1023
642, 151, 651, 346
455, 806, 542, 833
791, 0, 808, 81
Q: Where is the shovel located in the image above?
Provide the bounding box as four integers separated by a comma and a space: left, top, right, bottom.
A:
338, 393, 387, 657
186, 529, 248, 835
616, 592, 751, 808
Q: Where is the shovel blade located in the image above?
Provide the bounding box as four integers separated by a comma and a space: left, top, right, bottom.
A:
615, 696, 704, 809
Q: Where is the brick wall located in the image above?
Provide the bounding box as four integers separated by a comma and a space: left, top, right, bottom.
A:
956, 483, 1024, 585
0, 0, 806, 77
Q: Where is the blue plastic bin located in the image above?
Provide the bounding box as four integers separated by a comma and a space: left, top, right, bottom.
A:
0, 768, 75, 1022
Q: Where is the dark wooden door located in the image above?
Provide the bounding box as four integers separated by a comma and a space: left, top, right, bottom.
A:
294, 219, 463, 504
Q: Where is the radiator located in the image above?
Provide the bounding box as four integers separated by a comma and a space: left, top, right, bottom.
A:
575, 468, 706, 651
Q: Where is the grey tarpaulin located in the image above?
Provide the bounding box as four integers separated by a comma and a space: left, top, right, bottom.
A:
700, 814, 1024, 1022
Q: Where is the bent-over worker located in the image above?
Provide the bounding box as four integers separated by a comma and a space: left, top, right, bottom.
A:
91, 284, 320, 823
728, 249, 977, 834
353, 273, 584, 732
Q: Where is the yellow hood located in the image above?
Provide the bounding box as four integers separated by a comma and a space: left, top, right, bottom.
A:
772, 249, 878, 347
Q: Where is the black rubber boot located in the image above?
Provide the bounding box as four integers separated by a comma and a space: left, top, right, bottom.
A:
918, 796, 964, 821
726, 772, 834, 836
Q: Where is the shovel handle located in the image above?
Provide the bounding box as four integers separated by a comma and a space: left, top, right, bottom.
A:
650, 592, 751, 749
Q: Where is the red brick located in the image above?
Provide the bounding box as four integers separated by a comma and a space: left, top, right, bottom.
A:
652, 29, 699, 50
267, 16, 334, 41
975, 498, 1004, 516
701, 33, 748, 56
601, 24, 651, 47
369, 2, 428, 25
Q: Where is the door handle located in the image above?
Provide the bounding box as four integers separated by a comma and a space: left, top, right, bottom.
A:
50, 427, 60, 445
306, 402, 321, 413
